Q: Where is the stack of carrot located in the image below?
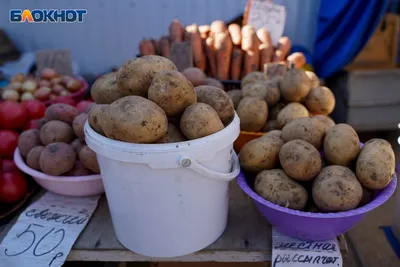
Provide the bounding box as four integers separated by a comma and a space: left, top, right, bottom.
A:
138, 19, 306, 81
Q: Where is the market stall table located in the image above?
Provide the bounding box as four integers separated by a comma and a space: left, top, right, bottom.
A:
0, 182, 347, 263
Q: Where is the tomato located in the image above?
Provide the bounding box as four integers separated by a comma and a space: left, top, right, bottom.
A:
0, 101, 29, 130
22, 100, 46, 120
1, 159, 19, 173
76, 100, 95, 113
53, 96, 76, 106
0, 130, 19, 159
0, 172, 28, 203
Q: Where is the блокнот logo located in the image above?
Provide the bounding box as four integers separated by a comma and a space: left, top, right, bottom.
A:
10, 9, 87, 23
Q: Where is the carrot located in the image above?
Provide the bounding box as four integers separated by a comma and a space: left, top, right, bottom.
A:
241, 25, 257, 51
287, 52, 306, 69
228, 24, 242, 46
205, 35, 217, 77
230, 47, 243, 80
150, 39, 160, 55
139, 39, 155, 56
256, 28, 272, 46
257, 29, 274, 71
169, 19, 184, 43
214, 32, 232, 80
210, 20, 227, 35
159, 36, 171, 58
274, 36, 291, 61
186, 24, 206, 71
199, 25, 210, 39
241, 25, 260, 75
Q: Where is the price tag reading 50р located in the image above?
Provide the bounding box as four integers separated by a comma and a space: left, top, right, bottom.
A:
0, 192, 100, 267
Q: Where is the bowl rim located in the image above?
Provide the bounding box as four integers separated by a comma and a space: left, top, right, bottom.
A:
14, 148, 102, 182
237, 170, 397, 218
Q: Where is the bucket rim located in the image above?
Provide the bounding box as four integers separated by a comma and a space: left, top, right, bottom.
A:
237, 170, 397, 219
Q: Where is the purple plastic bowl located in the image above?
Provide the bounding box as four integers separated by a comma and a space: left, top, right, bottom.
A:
237, 170, 397, 241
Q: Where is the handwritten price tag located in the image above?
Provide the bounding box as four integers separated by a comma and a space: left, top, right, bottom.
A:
247, 0, 286, 46
272, 228, 343, 267
170, 41, 193, 71
0, 192, 100, 267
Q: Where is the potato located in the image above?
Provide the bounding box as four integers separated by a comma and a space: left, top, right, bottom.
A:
195, 85, 235, 125
70, 139, 85, 155
79, 146, 100, 174
265, 62, 287, 80
324, 124, 360, 166
45, 103, 79, 124
280, 68, 311, 102
254, 169, 308, 210
88, 104, 109, 135
242, 82, 268, 99
269, 103, 286, 120
116, 55, 177, 96
65, 161, 92, 176
39, 142, 76, 175
305, 86, 335, 115
18, 129, 41, 157
237, 97, 268, 132
313, 166, 362, 212
262, 120, 279, 132
26, 146, 44, 170
279, 140, 322, 181
313, 115, 335, 133
356, 139, 395, 190
239, 135, 284, 172
91, 72, 124, 104
227, 89, 242, 109
102, 96, 168, 143
148, 70, 196, 117
281, 117, 325, 149
180, 103, 224, 140
156, 123, 186, 143
34, 87, 51, 101
276, 103, 309, 128
40, 121, 74, 145
262, 129, 281, 138
262, 81, 281, 106
204, 78, 224, 90
66, 79, 82, 93
182, 67, 207, 86
241, 72, 267, 88
72, 113, 88, 140
305, 71, 320, 88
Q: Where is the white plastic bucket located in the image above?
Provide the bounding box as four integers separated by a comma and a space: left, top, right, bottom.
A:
84, 114, 240, 257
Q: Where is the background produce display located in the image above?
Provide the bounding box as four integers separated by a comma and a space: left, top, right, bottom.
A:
89, 55, 235, 144
139, 19, 306, 80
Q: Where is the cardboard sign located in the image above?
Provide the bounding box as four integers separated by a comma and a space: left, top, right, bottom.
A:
0, 192, 100, 267
246, 0, 286, 46
170, 41, 193, 71
272, 228, 343, 267
36, 49, 73, 76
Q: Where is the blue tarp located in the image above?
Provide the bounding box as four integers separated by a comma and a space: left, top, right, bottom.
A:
313, 0, 389, 78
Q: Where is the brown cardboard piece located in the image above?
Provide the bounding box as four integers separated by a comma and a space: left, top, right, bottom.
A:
170, 41, 193, 71
36, 49, 73, 76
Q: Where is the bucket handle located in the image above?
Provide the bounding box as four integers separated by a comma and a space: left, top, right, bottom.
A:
179, 152, 240, 182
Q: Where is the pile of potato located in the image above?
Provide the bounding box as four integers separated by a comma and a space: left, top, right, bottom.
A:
138, 19, 305, 80
239, 120, 396, 212
18, 103, 100, 176
227, 63, 335, 133
1, 68, 84, 102
89, 55, 235, 143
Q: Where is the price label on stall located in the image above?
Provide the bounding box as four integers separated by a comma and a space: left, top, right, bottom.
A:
170, 41, 193, 71
272, 228, 343, 267
36, 49, 73, 76
0, 192, 100, 267
246, 0, 286, 46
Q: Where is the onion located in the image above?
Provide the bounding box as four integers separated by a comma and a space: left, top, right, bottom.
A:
39, 79, 51, 87
52, 84, 65, 94
11, 73, 25, 83
66, 80, 82, 92
2, 90, 20, 101
22, 80, 38, 93
33, 87, 52, 101
21, 92, 35, 101
9, 82, 23, 92
60, 90, 71, 96
40, 68, 57, 80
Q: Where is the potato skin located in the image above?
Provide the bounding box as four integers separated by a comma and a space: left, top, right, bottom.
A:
195, 85, 235, 125
227, 89, 242, 109
88, 104, 109, 135
116, 56, 177, 96
313, 166, 362, 212
237, 97, 268, 132
280, 68, 311, 102
182, 67, 207, 87
148, 70, 196, 117
79, 146, 100, 174
241, 72, 266, 88
65, 161, 92, 176
18, 129, 41, 157
180, 103, 224, 140
254, 169, 308, 210
239, 136, 284, 172
276, 102, 309, 128
45, 103, 79, 124
356, 139, 395, 189
305, 71, 320, 88
313, 115, 335, 133
242, 82, 268, 99
26, 146, 44, 170
39, 142, 76, 175
324, 124, 360, 166
204, 78, 224, 90
156, 123, 186, 143
70, 139, 85, 156
72, 113, 88, 140
263, 129, 281, 138
305, 86, 335, 115
40, 121, 74, 145
279, 140, 322, 181
281, 117, 325, 149
91, 72, 124, 104
102, 96, 168, 143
